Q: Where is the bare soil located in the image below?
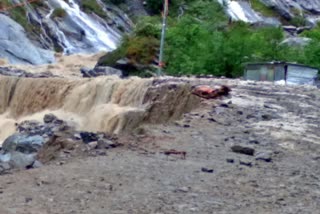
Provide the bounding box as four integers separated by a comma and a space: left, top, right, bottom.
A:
0, 79, 319, 214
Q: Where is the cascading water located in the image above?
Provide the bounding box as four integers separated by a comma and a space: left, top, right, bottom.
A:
217, 0, 280, 25
0, 76, 199, 143
46, 0, 121, 54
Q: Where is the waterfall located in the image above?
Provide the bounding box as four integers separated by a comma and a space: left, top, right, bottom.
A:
46, 0, 121, 54
217, 0, 280, 25
0, 76, 199, 142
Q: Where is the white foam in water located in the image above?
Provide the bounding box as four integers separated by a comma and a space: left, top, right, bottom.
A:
47, 0, 120, 54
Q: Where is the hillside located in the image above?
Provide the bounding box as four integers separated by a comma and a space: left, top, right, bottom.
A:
1, 0, 320, 77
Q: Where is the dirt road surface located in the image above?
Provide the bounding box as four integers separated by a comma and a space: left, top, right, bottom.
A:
0, 80, 319, 214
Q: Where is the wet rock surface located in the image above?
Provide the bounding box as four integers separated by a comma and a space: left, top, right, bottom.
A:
0, 114, 120, 173
80, 66, 123, 78
0, 66, 56, 78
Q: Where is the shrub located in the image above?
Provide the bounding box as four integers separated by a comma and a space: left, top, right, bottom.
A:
51, 8, 67, 18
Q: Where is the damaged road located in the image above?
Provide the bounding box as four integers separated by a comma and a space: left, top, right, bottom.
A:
0, 79, 319, 214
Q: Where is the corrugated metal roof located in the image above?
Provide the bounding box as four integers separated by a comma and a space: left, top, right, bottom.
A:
245, 61, 319, 70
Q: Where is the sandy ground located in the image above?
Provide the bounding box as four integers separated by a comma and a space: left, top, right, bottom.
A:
0, 79, 319, 214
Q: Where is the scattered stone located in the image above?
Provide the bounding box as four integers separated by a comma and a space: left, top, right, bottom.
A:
239, 160, 252, 167
80, 132, 99, 144
175, 187, 190, 193
88, 141, 98, 150
43, 114, 58, 124
201, 167, 214, 173
81, 66, 123, 78
231, 145, 255, 156
263, 104, 273, 109
226, 158, 234, 163
208, 118, 216, 123
261, 114, 273, 121
249, 140, 259, 145
96, 150, 107, 156
97, 139, 118, 149
255, 151, 272, 162
25, 197, 32, 203
220, 103, 229, 108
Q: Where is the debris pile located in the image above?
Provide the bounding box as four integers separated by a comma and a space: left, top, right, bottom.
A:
0, 114, 120, 174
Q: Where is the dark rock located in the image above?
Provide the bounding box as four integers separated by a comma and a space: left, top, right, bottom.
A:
261, 114, 273, 121
239, 160, 252, 167
43, 114, 58, 124
226, 158, 234, 163
231, 145, 255, 156
208, 118, 216, 123
81, 66, 123, 78
25, 197, 32, 203
220, 103, 229, 108
255, 151, 272, 162
80, 132, 99, 144
249, 140, 259, 145
201, 167, 214, 173
2, 134, 45, 154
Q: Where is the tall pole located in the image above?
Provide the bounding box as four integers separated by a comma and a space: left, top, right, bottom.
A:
158, 0, 169, 76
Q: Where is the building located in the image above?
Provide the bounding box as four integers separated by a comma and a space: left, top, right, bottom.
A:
244, 62, 319, 85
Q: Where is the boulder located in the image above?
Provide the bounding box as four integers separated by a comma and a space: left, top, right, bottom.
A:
0, 14, 55, 65
9, 152, 36, 169
80, 132, 99, 144
43, 114, 59, 124
2, 134, 45, 154
81, 66, 123, 78
231, 145, 255, 156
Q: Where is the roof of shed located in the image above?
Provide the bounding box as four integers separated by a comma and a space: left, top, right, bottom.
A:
245, 61, 318, 70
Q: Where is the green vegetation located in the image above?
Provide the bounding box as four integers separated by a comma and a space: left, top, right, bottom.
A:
98, 0, 320, 77
81, 0, 106, 18
250, 0, 278, 18
0, 0, 45, 33
51, 8, 67, 19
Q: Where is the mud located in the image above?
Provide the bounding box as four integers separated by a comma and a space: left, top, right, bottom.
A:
0, 78, 319, 214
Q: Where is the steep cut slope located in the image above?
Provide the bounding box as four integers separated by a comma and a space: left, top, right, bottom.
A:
0, 76, 199, 142
0, 0, 133, 64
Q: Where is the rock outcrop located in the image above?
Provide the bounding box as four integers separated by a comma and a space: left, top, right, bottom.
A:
0, 14, 55, 65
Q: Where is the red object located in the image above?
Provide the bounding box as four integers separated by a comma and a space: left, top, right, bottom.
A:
191, 85, 231, 99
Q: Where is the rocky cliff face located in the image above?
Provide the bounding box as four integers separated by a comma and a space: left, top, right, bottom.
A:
0, 0, 134, 64
2, 0, 320, 65
220, 0, 320, 26
261, 0, 320, 22
0, 14, 55, 64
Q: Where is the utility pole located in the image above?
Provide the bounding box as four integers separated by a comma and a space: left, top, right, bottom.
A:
158, 0, 169, 76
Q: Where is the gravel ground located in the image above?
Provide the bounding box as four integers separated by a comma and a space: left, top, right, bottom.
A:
0, 80, 319, 214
